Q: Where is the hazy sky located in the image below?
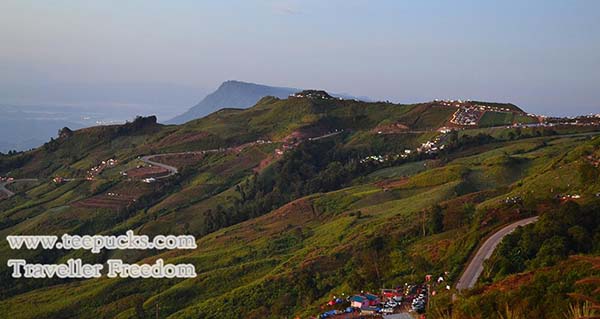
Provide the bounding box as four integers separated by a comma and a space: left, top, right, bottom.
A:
1, 0, 599, 116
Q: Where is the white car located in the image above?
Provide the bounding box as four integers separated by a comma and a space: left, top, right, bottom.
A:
381, 307, 394, 314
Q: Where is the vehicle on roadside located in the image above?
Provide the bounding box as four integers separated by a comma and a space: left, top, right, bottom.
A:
381, 307, 394, 314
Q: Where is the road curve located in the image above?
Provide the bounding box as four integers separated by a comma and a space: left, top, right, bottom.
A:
0, 181, 15, 197
456, 216, 539, 291
0, 178, 39, 198
139, 131, 349, 179
139, 148, 236, 179
139, 155, 180, 179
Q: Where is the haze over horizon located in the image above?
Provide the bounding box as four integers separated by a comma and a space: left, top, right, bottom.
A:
1, 0, 599, 117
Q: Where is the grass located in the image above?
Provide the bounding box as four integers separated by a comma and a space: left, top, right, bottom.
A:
479, 112, 515, 127
478, 112, 538, 128
0, 99, 599, 318
565, 302, 598, 319
367, 160, 430, 180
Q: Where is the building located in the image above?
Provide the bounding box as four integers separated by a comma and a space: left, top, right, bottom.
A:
349, 294, 380, 309
349, 296, 367, 308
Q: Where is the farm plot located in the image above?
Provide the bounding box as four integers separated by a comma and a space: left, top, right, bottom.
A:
126, 165, 170, 179
71, 184, 150, 210
150, 153, 205, 168
72, 194, 137, 210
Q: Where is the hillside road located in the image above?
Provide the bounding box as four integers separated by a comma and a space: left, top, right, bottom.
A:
139, 155, 180, 178
139, 130, 344, 179
0, 178, 39, 198
456, 216, 539, 290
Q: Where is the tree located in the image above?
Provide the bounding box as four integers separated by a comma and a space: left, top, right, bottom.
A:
530, 236, 567, 267
134, 297, 146, 319
578, 161, 599, 184
58, 127, 73, 138
429, 204, 444, 234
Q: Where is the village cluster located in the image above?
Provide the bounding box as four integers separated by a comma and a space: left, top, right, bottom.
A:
86, 158, 118, 181
435, 99, 528, 127
359, 151, 410, 164
450, 106, 485, 126
51, 158, 119, 184
0, 176, 15, 182
503, 196, 523, 205
416, 137, 445, 155
313, 274, 452, 319
555, 113, 600, 121
291, 91, 342, 101
436, 99, 513, 113
360, 133, 448, 165
587, 154, 600, 168
503, 192, 600, 206
557, 194, 582, 200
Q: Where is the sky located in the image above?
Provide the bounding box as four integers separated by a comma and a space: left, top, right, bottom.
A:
0, 0, 599, 117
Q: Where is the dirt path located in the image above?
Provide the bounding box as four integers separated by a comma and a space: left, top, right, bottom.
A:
456, 216, 539, 290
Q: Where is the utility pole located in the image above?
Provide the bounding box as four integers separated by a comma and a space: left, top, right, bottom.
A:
427, 283, 431, 313
422, 209, 426, 237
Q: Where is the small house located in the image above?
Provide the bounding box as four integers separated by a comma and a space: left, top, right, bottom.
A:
349, 296, 367, 308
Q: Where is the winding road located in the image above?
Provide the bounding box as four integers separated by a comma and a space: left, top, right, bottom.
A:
139, 154, 180, 178
456, 216, 539, 291
139, 149, 225, 178
140, 131, 345, 179
0, 178, 39, 198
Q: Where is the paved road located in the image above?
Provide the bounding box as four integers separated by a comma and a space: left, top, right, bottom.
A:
141, 131, 347, 178
0, 181, 15, 197
308, 130, 344, 141
456, 216, 539, 290
139, 155, 180, 178
139, 149, 226, 179
0, 178, 39, 198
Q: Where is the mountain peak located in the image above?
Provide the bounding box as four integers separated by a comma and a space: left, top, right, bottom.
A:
291, 90, 334, 99
219, 80, 257, 88
166, 81, 299, 124
167, 80, 369, 125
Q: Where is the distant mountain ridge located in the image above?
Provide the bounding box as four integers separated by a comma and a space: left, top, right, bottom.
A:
166, 80, 368, 124
166, 81, 298, 124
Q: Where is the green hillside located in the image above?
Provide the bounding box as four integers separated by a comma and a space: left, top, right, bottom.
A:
479, 112, 539, 127
1, 94, 599, 319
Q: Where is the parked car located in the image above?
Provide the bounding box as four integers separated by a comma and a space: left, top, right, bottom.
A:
381, 307, 394, 314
